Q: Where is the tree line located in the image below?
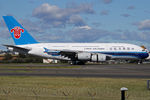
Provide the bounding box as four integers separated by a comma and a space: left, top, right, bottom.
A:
0, 53, 43, 63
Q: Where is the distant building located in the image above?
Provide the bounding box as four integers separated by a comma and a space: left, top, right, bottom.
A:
0, 54, 5, 60
43, 59, 59, 63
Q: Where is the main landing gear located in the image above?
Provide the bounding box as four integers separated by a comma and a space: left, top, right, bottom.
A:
70, 61, 85, 65
138, 60, 143, 64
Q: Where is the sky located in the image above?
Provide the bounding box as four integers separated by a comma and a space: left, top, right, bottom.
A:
0, 0, 150, 50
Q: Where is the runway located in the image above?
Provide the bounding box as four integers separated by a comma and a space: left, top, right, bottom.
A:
0, 64, 150, 78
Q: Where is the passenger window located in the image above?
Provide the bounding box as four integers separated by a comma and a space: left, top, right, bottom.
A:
127, 47, 130, 50
123, 48, 125, 50
110, 48, 112, 50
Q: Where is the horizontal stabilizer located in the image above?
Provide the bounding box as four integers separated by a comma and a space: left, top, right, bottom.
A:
3, 44, 30, 53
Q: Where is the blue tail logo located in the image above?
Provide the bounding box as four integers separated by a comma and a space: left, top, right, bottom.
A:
3, 16, 38, 45
11, 26, 24, 39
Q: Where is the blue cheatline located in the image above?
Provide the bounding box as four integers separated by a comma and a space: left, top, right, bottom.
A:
3, 16, 38, 45
92, 51, 149, 59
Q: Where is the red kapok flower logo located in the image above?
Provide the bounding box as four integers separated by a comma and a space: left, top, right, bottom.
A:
10, 26, 24, 39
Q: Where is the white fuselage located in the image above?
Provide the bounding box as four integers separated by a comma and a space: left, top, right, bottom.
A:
17, 43, 149, 61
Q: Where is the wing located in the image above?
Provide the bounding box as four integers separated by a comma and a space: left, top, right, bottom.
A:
59, 49, 77, 60
45, 48, 84, 60
3, 44, 30, 54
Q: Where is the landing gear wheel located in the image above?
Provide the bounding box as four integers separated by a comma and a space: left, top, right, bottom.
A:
138, 60, 143, 64
70, 61, 85, 65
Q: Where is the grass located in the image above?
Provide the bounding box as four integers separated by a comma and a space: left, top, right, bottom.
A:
0, 76, 149, 100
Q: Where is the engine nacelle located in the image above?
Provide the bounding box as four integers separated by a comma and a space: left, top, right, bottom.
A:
77, 53, 109, 62
77, 53, 91, 60
91, 54, 106, 62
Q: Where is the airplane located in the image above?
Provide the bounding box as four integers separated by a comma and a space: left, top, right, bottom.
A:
2, 16, 150, 64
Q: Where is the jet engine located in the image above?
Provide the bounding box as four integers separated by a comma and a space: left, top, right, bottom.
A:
91, 54, 107, 62
77, 53, 110, 62
77, 53, 91, 60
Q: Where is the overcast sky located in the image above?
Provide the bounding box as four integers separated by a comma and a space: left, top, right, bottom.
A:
0, 0, 150, 50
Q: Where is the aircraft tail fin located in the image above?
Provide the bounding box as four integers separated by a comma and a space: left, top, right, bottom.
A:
3, 16, 38, 45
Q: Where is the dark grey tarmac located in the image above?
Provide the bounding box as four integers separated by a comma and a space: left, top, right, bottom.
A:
0, 64, 150, 78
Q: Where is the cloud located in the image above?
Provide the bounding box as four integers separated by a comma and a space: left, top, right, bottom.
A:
19, 19, 44, 33
0, 19, 12, 39
32, 3, 94, 27
102, 0, 112, 4
120, 30, 139, 40
67, 27, 112, 42
76, 25, 92, 30
100, 10, 109, 15
127, 6, 135, 10
37, 33, 65, 42
135, 19, 150, 30
66, 25, 150, 44
68, 15, 85, 26
121, 14, 130, 17
115, 30, 150, 43
0, 28, 11, 38
0, 19, 6, 27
